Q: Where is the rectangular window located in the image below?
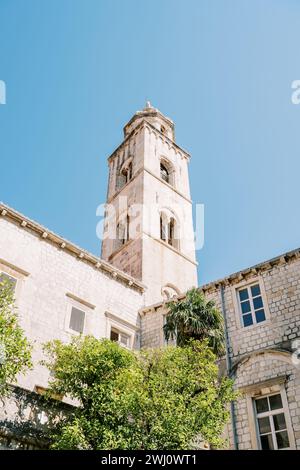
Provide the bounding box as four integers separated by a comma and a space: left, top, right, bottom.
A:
69, 306, 85, 334
254, 393, 290, 450
238, 283, 266, 327
0, 272, 17, 292
110, 328, 130, 348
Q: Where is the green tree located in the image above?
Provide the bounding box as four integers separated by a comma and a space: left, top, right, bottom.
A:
0, 277, 32, 396
163, 288, 225, 356
43, 336, 235, 449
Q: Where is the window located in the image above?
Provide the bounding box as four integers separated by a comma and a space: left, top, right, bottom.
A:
0, 272, 17, 292
160, 159, 175, 187
121, 162, 132, 183
255, 393, 291, 450
238, 283, 266, 327
168, 218, 175, 247
160, 215, 167, 242
110, 328, 130, 348
160, 214, 179, 250
160, 163, 169, 183
115, 215, 129, 251
116, 222, 126, 245
116, 158, 133, 191
69, 306, 85, 334
105, 311, 136, 350
161, 125, 166, 135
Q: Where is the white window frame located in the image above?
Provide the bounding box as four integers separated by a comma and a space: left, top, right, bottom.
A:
0, 271, 18, 291
65, 304, 86, 336
238, 282, 265, 328
254, 392, 290, 450
105, 311, 137, 350
232, 276, 270, 330
110, 327, 131, 348
244, 379, 296, 450
0, 259, 29, 305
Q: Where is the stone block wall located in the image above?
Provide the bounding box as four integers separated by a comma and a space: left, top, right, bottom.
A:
0, 210, 145, 394
140, 249, 300, 449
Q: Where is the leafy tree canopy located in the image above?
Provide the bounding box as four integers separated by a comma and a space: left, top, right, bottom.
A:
0, 277, 32, 396
163, 288, 225, 356
43, 336, 236, 449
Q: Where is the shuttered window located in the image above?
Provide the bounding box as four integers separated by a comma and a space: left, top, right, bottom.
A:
69, 307, 85, 333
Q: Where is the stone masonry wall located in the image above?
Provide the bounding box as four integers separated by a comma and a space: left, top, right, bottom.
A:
0, 215, 145, 394
140, 250, 300, 449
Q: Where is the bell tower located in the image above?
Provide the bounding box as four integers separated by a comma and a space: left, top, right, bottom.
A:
101, 102, 198, 304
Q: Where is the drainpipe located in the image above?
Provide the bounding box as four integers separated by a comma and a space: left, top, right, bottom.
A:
220, 283, 239, 450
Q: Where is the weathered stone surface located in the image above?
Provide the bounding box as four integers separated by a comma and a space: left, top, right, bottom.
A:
141, 251, 300, 449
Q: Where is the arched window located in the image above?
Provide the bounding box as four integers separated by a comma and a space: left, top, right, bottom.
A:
116, 158, 133, 191
160, 159, 175, 187
161, 125, 166, 135
160, 212, 179, 250
160, 215, 167, 242
115, 215, 129, 251
168, 218, 175, 247
116, 172, 126, 191
126, 214, 130, 241
122, 162, 132, 183
160, 163, 169, 183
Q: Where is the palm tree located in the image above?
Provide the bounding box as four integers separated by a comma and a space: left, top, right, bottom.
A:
163, 288, 225, 356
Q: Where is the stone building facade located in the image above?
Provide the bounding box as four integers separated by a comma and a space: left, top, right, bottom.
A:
0, 103, 299, 450
140, 248, 300, 450
0, 202, 145, 448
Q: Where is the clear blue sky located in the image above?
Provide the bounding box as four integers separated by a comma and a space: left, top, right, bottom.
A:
0, 0, 299, 285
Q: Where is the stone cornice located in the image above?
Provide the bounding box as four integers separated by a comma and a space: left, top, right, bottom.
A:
139, 246, 300, 315
0, 202, 145, 293
107, 119, 190, 164
123, 107, 174, 135
144, 233, 198, 266
143, 120, 191, 160
107, 166, 144, 203
105, 310, 140, 331
139, 292, 187, 316
65, 292, 96, 310
107, 120, 145, 163
0, 258, 30, 277
106, 165, 192, 205
144, 167, 192, 203
200, 247, 300, 294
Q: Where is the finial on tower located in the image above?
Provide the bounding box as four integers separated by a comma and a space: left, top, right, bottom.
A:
145, 100, 152, 109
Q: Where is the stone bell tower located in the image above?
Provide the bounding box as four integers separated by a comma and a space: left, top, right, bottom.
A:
101, 102, 198, 304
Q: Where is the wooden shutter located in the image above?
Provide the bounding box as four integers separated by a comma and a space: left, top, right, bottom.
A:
69, 307, 85, 333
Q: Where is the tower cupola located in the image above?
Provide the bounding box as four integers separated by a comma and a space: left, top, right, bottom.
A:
123, 101, 175, 141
